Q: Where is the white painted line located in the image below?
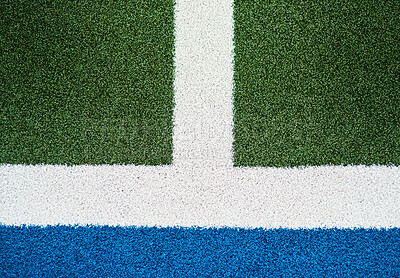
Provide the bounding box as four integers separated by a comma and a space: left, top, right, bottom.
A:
1, 164, 399, 228
172, 0, 234, 168
1, 0, 399, 228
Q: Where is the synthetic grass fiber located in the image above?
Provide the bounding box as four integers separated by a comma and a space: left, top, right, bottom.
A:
1, 0, 399, 276
0, 0, 175, 165
1, 225, 399, 277
233, 0, 400, 167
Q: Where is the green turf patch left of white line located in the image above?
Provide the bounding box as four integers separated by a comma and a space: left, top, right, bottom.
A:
0, 0, 175, 165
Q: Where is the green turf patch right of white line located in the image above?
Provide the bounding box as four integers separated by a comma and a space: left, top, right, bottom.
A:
233, 0, 400, 167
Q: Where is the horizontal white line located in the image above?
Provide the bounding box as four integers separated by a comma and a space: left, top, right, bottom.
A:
1, 164, 399, 228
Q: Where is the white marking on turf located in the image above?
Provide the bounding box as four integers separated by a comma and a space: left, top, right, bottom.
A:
1, 0, 399, 228
173, 0, 234, 168
1, 164, 399, 228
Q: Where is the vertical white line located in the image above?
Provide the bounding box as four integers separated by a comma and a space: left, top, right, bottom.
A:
173, 0, 234, 168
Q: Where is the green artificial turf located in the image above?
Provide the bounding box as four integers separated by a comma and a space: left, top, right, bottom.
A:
0, 0, 175, 165
233, 0, 400, 167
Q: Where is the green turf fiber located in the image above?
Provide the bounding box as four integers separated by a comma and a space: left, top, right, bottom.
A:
0, 0, 175, 165
233, 0, 400, 167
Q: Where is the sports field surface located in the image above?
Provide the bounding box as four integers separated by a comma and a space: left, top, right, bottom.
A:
1, 0, 175, 165
233, 0, 400, 167
1, 0, 399, 276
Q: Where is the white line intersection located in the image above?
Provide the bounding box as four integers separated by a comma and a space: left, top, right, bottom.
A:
1, 0, 399, 228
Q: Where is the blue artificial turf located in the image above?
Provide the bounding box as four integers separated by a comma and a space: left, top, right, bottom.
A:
1, 225, 399, 277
